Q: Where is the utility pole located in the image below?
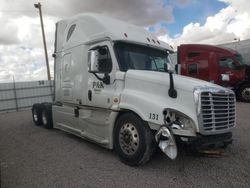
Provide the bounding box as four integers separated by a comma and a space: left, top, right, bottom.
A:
34, 2, 51, 80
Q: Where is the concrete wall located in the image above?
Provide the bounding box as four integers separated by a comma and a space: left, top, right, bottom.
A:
0, 80, 53, 112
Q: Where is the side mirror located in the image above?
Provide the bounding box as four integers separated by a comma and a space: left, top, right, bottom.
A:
88, 49, 111, 85
88, 50, 99, 73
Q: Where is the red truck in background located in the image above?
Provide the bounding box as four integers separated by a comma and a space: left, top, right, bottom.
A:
175, 44, 250, 102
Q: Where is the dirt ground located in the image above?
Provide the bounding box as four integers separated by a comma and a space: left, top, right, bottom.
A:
0, 103, 250, 188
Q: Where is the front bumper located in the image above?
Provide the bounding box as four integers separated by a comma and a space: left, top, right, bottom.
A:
177, 132, 233, 150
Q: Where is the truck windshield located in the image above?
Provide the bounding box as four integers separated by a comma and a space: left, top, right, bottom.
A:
114, 42, 171, 72
235, 53, 245, 65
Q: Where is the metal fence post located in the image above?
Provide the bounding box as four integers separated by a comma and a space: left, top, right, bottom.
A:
49, 80, 53, 101
12, 76, 18, 111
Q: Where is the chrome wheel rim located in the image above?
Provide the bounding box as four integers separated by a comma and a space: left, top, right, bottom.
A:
33, 110, 38, 121
119, 123, 139, 155
42, 111, 47, 125
242, 88, 250, 101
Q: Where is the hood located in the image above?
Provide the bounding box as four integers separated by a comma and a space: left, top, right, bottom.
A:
125, 70, 225, 92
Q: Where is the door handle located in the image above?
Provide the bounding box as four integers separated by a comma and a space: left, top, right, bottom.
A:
88, 90, 92, 101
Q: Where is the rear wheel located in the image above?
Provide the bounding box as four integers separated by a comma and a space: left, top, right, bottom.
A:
32, 103, 42, 125
114, 113, 155, 166
237, 84, 250, 102
41, 103, 53, 129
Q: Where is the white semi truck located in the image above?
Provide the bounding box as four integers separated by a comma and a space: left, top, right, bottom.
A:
32, 13, 236, 166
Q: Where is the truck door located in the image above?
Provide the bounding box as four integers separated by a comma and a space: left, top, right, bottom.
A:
86, 42, 116, 109
217, 56, 244, 87
78, 41, 117, 142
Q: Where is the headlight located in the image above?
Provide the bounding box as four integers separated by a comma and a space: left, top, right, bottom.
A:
177, 116, 194, 130
163, 108, 196, 131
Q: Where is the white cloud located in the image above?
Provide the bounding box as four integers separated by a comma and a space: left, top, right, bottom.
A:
0, 0, 250, 82
0, 0, 174, 82
0, 0, 174, 26
219, 0, 250, 13
0, 45, 51, 82
0, 17, 20, 45
12, 16, 57, 48
0, 13, 57, 82
158, 0, 250, 49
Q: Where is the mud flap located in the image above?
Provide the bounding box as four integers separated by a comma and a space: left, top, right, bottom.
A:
155, 125, 177, 160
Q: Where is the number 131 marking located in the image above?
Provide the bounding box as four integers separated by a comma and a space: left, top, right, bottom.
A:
149, 113, 158, 120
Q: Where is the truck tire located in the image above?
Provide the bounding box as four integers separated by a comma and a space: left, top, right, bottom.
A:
41, 103, 53, 129
114, 113, 155, 166
32, 103, 43, 125
237, 84, 250, 103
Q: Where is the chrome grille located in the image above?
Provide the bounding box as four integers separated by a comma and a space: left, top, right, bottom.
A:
200, 92, 236, 133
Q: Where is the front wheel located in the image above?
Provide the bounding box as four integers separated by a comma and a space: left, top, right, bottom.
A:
237, 84, 250, 102
114, 113, 155, 166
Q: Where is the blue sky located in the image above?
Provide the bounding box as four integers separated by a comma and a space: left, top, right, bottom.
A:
149, 0, 228, 37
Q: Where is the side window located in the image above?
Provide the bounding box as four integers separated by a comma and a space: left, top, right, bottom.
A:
151, 57, 170, 71
188, 63, 197, 74
153, 57, 166, 69
219, 58, 235, 69
129, 53, 152, 70
66, 24, 76, 42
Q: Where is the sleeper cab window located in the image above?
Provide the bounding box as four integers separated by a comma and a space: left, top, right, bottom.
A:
66, 24, 76, 41
188, 63, 197, 74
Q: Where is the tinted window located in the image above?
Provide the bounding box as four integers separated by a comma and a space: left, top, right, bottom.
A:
219, 58, 235, 69
114, 42, 171, 72
235, 53, 245, 65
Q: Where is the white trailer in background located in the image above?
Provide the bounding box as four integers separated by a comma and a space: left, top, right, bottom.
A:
32, 13, 236, 166
218, 39, 250, 65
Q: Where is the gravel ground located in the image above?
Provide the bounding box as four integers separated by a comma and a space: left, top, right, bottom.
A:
0, 103, 250, 188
